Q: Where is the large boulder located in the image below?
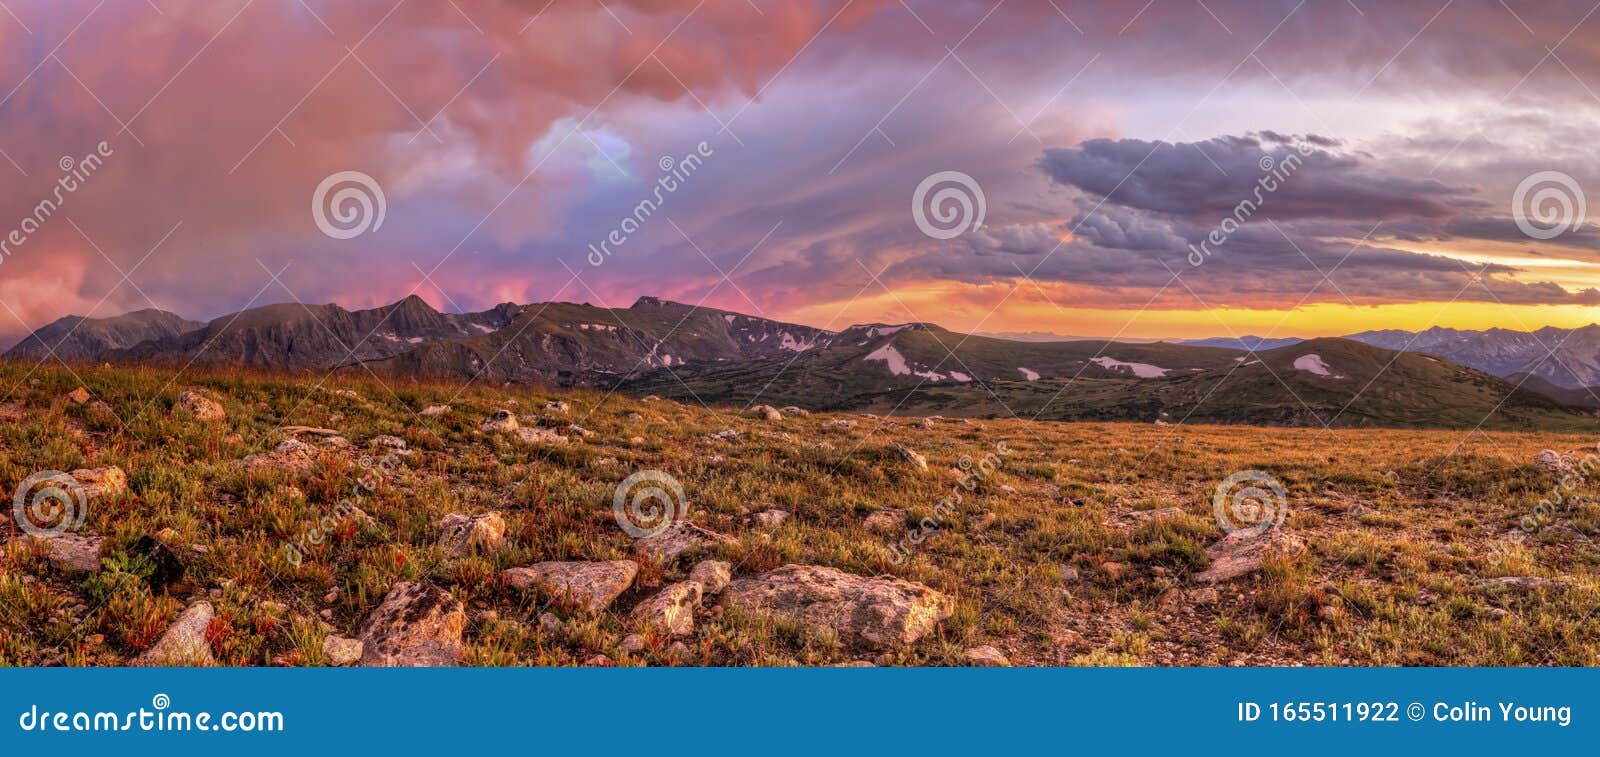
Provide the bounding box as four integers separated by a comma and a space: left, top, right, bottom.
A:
631, 581, 702, 637
722, 565, 954, 649
1194, 528, 1304, 584
135, 602, 216, 666
502, 560, 638, 612
358, 582, 466, 667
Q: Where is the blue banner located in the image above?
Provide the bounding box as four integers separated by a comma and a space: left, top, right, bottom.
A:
0, 668, 1590, 755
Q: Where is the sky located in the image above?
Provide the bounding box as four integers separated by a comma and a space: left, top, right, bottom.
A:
2, 0, 1600, 348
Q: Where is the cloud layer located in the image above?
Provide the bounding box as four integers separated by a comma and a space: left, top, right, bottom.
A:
1, 0, 1599, 345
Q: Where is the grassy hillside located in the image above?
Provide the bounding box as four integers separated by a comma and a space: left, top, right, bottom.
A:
635, 337, 1598, 430
0, 361, 1597, 666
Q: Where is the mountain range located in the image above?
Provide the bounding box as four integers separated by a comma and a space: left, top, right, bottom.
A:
5, 296, 1598, 429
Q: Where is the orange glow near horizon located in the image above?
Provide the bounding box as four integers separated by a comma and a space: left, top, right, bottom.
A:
777, 279, 1600, 340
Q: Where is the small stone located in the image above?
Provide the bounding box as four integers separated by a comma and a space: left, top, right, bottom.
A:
1317, 604, 1342, 621
1194, 528, 1304, 584
420, 405, 451, 418
503, 560, 639, 612
864, 509, 906, 535
64, 387, 92, 405
753, 509, 790, 531
481, 410, 519, 433
135, 602, 216, 667
892, 443, 928, 471
631, 581, 702, 638
1191, 587, 1220, 606
29, 532, 104, 573
514, 426, 569, 446
538, 612, 565, 634
1060, 567, 1080, 584
323, 589, 339, 604
1534, 449, 1566, 474
619, 634, 645, 652
358, 582, 466, 667
322, 635, 363, 666
69, 467, 128, 501
369, 435, 407, 450
721, 565, 953, 649
545, 401, 570, 414
584, 654, 613, 667
634, 523, 736, 565
1100, 561, 1126, 581
963, 645, 1011, 667
747, 404, 783, 421
177, 391, 226, 422
667, 641, 690, 656
132, 534, 186, 591
436, 512, 507, 556
779, 406, 810, 416
689, 560, 733, 595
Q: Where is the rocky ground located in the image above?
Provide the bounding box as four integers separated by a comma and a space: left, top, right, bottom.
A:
0, 362, 1597, 667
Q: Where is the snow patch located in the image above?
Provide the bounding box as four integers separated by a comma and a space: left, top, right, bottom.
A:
1091, 356, 1169, 378
864, 343, 945, 381
1292, 353, 1343, 378
470, 323, 495, 334
778, 332, 816, 352
949, 371, 972, 383
1018, 367, 1040, 381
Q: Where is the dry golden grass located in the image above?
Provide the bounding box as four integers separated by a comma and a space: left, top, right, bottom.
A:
0, 361, 1597, 667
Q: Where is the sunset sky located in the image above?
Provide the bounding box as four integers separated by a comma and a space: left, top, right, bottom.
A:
2, 0, 1599, 347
